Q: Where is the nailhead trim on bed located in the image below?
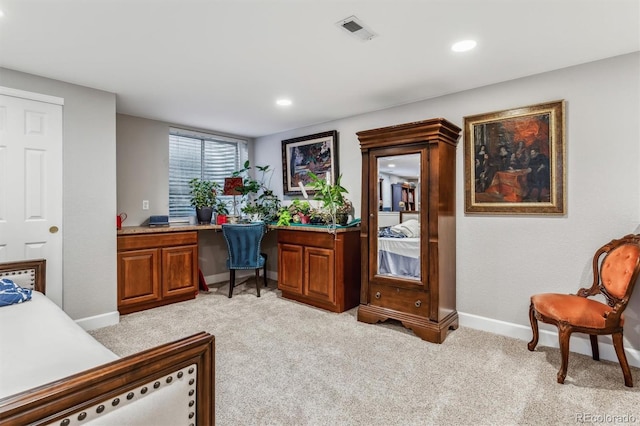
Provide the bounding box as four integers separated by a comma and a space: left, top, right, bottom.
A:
0, 268, 36, 290
51, 364, 198, 426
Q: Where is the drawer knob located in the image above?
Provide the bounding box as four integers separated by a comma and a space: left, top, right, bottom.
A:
415, 300, 422, 307
375, 291, 381, 299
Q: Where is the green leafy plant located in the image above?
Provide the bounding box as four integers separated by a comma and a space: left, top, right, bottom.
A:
232, 161, 281, 222
308, 172, 347, 210
308, 172, 350, 229
276, 207, 292, 226
214, 198, 229, 215
189, 178, 220, 208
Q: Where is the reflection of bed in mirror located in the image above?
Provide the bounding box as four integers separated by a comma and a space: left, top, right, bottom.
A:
377, 218, 421, 280
378, 236, 420, 279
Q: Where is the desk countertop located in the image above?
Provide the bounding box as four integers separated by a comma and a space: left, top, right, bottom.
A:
118, 223, 360, 236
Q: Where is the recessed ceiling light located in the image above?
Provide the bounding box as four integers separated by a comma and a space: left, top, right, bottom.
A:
451, 39, 477, 52
388, 164, 396, 168
276, 98, 292, 107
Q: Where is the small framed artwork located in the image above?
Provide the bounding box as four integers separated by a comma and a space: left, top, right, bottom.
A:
282, 130, 339, 196
463, 100, 566, 215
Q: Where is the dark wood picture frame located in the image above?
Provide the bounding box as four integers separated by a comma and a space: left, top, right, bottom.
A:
281, 130, 339, 196
464, 100, 566, 215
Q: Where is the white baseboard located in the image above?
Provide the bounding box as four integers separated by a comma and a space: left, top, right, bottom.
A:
459, 312, 640, 368
76, 310, 120, 331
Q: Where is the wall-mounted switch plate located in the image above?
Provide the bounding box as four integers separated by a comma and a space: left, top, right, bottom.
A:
142, 200, 149, 210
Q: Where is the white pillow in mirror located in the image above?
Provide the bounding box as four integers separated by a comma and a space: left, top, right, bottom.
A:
391, 219, 420, 238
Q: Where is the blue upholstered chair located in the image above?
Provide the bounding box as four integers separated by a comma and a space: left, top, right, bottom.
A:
221, 223, 268, 298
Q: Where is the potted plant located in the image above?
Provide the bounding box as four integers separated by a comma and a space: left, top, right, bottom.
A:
214, 198, 230, 225
308, 171, 350, 228
189, 178, 220, 224
288, 199, 312, 224
233, 161, 281, 222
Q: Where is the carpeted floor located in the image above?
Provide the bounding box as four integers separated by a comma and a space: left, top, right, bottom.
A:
90, 279, 639, 426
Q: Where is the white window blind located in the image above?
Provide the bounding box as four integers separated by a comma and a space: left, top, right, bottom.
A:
169, 128, 248, 219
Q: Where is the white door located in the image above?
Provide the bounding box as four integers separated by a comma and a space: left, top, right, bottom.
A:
0, 88, 63, 307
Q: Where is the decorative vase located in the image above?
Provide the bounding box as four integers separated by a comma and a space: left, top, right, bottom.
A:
196, 207, 213, 224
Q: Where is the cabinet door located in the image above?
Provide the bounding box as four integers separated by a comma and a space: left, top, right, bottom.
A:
161, 244, 198, 298
278, 243, 303, 295
304, 246, 335, 304
117, 248, 161, 307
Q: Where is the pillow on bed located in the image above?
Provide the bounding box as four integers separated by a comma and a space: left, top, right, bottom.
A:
0, 278, 32, 307
391, 219, 420, 238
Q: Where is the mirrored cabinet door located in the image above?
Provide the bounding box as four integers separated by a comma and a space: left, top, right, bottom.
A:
373, 151, 422, 283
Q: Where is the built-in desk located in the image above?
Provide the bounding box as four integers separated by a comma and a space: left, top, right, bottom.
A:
117, 224, 361, 314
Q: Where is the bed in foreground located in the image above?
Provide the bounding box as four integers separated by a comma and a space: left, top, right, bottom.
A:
0, 259, 214, 426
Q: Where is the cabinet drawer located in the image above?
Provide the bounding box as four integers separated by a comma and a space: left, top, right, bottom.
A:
369, 283, 430, 317
118, 232, 197, 251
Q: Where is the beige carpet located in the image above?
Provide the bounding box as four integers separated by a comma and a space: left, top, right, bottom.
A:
90, 280, 639, 426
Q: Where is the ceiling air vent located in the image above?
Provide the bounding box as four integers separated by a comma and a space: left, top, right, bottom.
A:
336, 15, 377, 41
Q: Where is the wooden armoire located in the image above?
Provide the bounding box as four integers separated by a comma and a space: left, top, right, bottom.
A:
357, 118, 461, 343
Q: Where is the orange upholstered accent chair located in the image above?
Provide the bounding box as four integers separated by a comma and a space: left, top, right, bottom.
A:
528, 234, 640, 387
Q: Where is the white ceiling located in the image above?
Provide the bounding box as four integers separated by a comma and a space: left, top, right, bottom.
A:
1, 0, 638, 138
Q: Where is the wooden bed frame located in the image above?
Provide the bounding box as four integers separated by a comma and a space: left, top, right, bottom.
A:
0, 259, 214, 425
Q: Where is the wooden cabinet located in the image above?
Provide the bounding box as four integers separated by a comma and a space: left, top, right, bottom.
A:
357, 118, 461, 343
117, 231, 198, 314
277, 228, 360, 313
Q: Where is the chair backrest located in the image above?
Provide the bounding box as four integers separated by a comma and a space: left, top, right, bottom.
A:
595, 234, 640, 307
221, 223, 266, 269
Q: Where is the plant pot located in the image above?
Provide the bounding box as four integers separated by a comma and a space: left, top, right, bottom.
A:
310, 217, 326, 225
216, 214, 227, 225
299, 214, 310, 224
196, 207, 213, 224
336, 213, 349, 226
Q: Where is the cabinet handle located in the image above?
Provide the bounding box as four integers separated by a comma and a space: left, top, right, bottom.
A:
415, 300, 422, 307
375, 292, 381, 299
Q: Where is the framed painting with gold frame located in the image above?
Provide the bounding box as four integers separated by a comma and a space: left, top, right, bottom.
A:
464, 100, 566, 215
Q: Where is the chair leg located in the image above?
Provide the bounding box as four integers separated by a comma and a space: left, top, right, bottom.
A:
557, 325, 571, 384
589, 335, 600, 361
228, 269, 235, 298
263, 264, 268, 287
612, 332, 633, 387
527, 303, 539, 351
255, 268, 261, 297
262, 253, 268, 287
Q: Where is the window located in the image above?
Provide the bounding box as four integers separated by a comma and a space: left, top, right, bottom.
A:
169, 127, 248, 220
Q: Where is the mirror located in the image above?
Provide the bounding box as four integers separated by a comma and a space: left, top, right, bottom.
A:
375, 153, 421, 281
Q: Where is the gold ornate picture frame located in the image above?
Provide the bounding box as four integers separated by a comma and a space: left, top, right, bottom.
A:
464, 100, 566, 215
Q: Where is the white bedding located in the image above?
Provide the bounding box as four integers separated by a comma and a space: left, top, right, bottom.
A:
378, 237, 421, 279
0, 291, 118, 399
